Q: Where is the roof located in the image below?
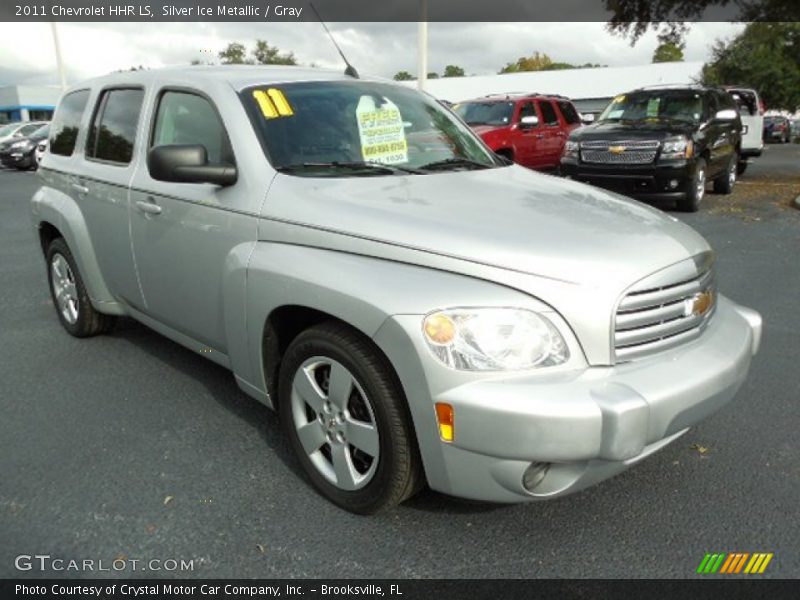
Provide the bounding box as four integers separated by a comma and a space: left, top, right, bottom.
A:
71, 65, 367, 93
402, 61, 705, 103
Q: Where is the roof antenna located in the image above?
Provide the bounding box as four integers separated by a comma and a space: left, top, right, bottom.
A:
309, 2, 359, 79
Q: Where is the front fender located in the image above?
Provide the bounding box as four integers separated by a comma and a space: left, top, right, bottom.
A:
31, 175, 124, 314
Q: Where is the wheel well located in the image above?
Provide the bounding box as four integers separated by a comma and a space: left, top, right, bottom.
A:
262, 306, 351, 402
38, 221, 62, 255
496, 148, 514, 159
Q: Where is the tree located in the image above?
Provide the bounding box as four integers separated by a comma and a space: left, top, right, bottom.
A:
652, 41, 685, 63
252, 40, 297, 65
605, 0, 795, 45
499, 52, 554, 74
702, 23, 800, 111
443, 64, 465, 78
218, 42, 251, 65
393, 71, 414, 81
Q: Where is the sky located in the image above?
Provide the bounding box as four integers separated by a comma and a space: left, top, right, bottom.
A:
0, 22, 745, 87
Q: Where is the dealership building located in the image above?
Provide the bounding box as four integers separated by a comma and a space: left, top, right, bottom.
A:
0, 85, 62, 123
407, 61, 705, 116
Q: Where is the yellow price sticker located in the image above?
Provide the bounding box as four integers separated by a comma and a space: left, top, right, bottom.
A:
253, 88, 294, 119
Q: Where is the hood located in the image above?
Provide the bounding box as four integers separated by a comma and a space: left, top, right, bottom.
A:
571, 119, 695, 141
263, 166, 709, 289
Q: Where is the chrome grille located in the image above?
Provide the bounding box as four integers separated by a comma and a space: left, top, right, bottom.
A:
581, 139, 660, 165
614, 266, 716, 361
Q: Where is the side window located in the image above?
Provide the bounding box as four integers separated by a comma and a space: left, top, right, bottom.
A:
49, 89, 90, 156
538, 100, 560, 126
557, 100, 580, 125
86, 88, 144, 165
152, 91, 233, 164
518, 101, 537, 123
18, 123, 44, 136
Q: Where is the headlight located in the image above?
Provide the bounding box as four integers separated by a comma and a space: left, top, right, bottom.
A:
10, 140, 33, 150
563, 140, 579, 159
661, 136, 693, 160
422, 308, 569, 371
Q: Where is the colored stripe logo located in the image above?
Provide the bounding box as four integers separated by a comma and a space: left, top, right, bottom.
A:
697, 552, 773, 574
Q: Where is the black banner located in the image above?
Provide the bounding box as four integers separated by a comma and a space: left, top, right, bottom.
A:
2, 0, 797, 23
2, 579, 799, 600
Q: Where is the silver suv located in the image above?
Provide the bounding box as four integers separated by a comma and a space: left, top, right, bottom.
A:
32, 67, 761, 513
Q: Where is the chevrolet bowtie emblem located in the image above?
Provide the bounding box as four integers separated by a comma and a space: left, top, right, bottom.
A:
608, 145, 627, 154
685, 290, 714, 318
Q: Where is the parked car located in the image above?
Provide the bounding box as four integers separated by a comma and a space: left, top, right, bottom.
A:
32, 67, 761, 514
453, 93, 582, 170
34, 139, 48, 167
791, 119, 800, 142
723, 86, 764, 175
763, 115, 791, 143
0, 120, 48, 145
0, 124, 50, 170
561, 85, 742, 212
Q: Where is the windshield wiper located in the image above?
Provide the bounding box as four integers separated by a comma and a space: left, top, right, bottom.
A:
276, 161, 425, 175
419, 157, 494, 171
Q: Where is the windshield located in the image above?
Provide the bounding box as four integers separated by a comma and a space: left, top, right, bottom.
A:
0, 123, 19, 136
243, 81, 499, 176
599, 90, 707, 124
453, 101, 515, 126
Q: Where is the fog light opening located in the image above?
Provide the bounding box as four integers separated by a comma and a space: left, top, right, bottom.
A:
669, 179, 680, 189
522, 461, 551, 492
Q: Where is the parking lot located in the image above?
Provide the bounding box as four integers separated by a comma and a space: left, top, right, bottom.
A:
1, 145, 798, 579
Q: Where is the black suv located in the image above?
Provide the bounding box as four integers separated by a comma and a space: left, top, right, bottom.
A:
560, 85, 742, 212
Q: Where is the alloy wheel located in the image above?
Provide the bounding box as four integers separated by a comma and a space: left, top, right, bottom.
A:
50, 254, 79, 325
290, 357, 380, 491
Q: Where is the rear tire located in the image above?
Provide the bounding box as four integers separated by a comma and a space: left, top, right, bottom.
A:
713, 153, 738, 195
278, 322, 422, 514
46, 238, 116, 337
737, 160, 748, 176
676, 158, 706, 212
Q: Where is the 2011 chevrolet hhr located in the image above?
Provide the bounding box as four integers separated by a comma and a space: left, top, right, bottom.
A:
32, 67, 762, 514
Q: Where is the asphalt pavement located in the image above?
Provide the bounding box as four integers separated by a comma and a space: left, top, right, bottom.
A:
1, 146, 799, 579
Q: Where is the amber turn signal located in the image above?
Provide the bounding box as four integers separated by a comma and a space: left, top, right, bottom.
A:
435, 402, 454, 442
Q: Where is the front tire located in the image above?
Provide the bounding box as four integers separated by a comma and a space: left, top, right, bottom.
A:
278, 322, 422, 514
676, 158, 706, 212
46, 238, 116, 337
713, 153, 738, 195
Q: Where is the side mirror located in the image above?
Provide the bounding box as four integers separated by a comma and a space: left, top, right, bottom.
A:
580, 113, 595, 124
519, 115, 539, 129
147, 144, 237, 187
714, 109, 738, 122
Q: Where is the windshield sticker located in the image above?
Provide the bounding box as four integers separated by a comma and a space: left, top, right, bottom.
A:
253, 89, 294, 119
646, 98, 660, 117
356, 96, 408, 164
607, 109, 624, 119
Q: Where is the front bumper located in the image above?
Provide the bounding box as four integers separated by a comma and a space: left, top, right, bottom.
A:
0, 150, 33, 169
375, 296, 760, 503
560, 158, 694, 200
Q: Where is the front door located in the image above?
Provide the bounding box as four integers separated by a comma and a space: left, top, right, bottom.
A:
129, 87, 258, 352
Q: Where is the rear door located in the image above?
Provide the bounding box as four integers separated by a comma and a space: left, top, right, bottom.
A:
728, 88, 763, 152
535, 99, 565, 168
77, 87, 146, 307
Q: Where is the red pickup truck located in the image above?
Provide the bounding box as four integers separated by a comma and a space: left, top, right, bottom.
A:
453, 93, 582, 170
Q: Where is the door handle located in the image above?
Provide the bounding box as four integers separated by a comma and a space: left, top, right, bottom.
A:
535, 134, 545, 139
556, 132, 566, 137
71, 183, 89, 194
135, 199, 162, 216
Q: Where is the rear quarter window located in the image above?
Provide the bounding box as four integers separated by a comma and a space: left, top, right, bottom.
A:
557, 100, 580, 125
49, 90, 90, 156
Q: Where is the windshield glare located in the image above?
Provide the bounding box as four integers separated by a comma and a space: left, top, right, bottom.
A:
599, 91, 706, 124
453, 101, 514, 126
244, 81, 498, 175
0, 123, 19, 136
